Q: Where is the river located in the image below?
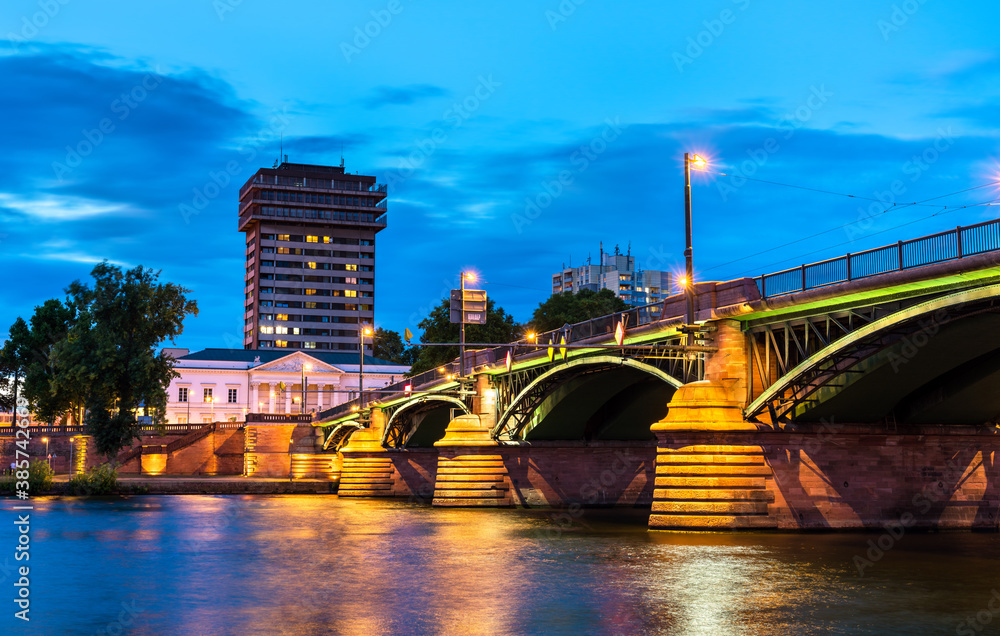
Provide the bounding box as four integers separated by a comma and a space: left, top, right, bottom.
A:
5, 495, 999, 635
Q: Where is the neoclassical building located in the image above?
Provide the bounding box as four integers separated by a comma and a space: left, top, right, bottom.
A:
163, 348, 409, 424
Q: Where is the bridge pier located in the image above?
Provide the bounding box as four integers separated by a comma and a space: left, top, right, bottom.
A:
338, 409, 396, 497
649, 381, 778, 529
432, 414, 512, 507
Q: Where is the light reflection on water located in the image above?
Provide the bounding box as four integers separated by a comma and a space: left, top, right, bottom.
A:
6, 495, 999, 635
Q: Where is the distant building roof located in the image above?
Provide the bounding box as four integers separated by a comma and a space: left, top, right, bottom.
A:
176, 348, 400, 367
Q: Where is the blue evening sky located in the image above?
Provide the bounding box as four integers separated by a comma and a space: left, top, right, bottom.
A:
2, 1, 999, 350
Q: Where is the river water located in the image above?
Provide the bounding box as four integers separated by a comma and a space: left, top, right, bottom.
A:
5, 495, 999, 635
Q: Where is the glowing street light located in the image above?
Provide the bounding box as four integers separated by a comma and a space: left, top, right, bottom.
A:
42, 437, 50, 467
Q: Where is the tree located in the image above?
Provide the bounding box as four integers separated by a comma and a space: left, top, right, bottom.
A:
2, 262, 198, 456
0, 318, 31, 413
15, 300, 79, 425
54, 262, 199, 457
373, 327, 417, 366
528, 288, 629, 334
408, 297, 520, 375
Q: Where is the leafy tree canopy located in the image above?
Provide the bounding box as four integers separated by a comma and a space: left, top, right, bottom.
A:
407, 297, 520, 375
4, 262, 198, 457
373, 327, 417, 366
528, 288, 628, 334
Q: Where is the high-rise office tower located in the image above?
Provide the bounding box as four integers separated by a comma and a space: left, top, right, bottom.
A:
238, 161, 387, 352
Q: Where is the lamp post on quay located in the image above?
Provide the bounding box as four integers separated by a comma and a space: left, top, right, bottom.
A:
359, 326, 373, 408
683, 152, 707, 346
459, 271, 476, 377
301, 363, 312, 414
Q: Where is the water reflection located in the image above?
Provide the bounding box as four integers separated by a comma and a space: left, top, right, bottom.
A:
8, 497, 1000, 635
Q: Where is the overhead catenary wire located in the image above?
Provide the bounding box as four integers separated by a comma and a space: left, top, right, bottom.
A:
698, 176, 999, 275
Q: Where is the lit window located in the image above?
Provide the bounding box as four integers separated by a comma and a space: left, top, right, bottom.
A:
345, 264, 358, 271
306, 262, 317, 269
305, 289, 317, 295
203, 388, 213, 402
278, 234, 290, 241
344, 289, 357, 297
304, 302, 317, 309
275, 340, 288, 347
277, 314, 289, 321
306, 236, 318, 243
304, 342, 317, 349
260, 326, 274, 335
276, 326, 288, 335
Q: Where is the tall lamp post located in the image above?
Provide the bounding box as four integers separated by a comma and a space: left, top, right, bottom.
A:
301, 363, 312, 414
683, 152, 706, 346
42, 437, 49, 468
69, 436, 76, 478
359, 326, 373, 408
460, 271, 476, 377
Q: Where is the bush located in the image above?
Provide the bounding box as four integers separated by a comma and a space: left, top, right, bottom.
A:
0, 460, 55, 495
66, 463, 119, 496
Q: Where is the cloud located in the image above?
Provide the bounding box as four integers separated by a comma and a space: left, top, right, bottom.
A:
359, 84, 449, 109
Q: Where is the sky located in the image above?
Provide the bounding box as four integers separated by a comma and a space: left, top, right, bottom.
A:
1, 0, 999, 351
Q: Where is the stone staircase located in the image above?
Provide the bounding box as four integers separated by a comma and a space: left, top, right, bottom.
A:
433, 454, 511, 507
649, 444, 777, 529
338, 455, 394, 497
243, 427, 258, 476
290, 453, 336, 479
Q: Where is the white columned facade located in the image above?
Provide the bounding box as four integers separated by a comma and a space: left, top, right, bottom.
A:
269, 386, 276, 414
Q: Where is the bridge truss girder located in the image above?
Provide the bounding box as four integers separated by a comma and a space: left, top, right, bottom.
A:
490, 345, 693, 442
380, 396, 471, 450
745, 285, 1000, 424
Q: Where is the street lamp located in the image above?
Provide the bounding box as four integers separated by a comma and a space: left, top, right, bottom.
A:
683, 152, 707, 346
359, 326, 373, 408
301, 363, 312, 414
209, 396, 216, 422
460, 271, 476, 377
42, 437, 49, 468
69, 436, 76, 478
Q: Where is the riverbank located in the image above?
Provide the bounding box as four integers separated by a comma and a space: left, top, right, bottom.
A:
7, 475, 339, 496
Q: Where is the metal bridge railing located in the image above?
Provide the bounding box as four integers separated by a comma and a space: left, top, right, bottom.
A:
316, 294, 694, 423
755, 219, 1000, 298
